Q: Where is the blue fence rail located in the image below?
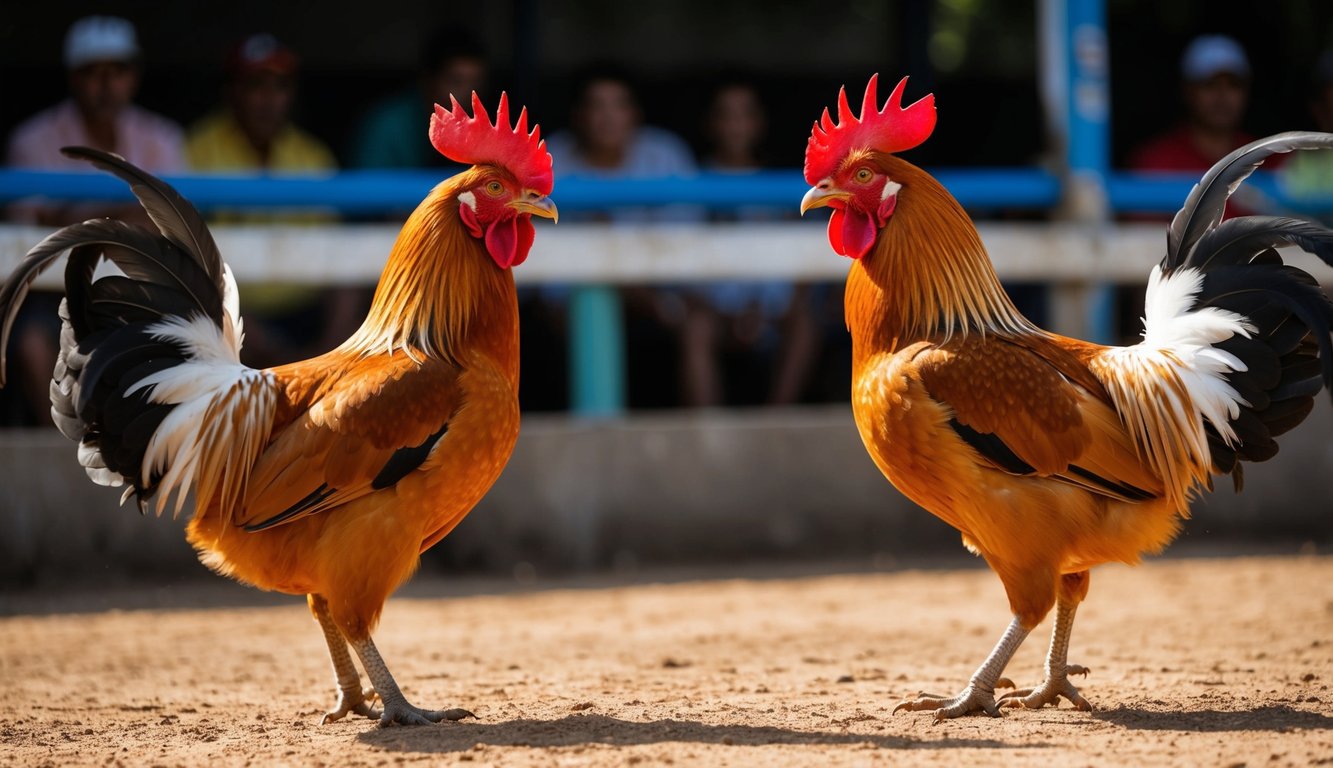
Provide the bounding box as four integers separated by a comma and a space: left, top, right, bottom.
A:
1, 167, 1328, 216
2, 166, 1331, 417
0, 168, 1064, 214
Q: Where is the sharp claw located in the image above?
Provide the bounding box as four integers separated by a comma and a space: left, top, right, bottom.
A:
375, 702, 477, 727
1068, 665, 1091, 678
995, 677, 1016, 689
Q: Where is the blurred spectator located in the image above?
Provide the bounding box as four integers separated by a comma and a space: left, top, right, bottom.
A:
546, 64, 699, 221
1129, 34, 1262, 201
6, 15, 185, 225
1281, 50, 1333, 225
186, 34, 336, 180
186, 33, 360, 369
349, 27, 488, 169
683, 81, 821, 407
3, 16, 185, 426
1121, 34, 1260, 343
543, 66, 701, 409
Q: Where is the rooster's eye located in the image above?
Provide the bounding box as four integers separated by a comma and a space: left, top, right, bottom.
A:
854, 168, 874, 183
484, 181, 504, 197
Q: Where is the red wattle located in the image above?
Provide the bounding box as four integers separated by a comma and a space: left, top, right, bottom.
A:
834, 207, 877, 259
484, 216, 518, 269
827, 209, 847, 256
509, 215, 535, 267
483, 215, 535, 269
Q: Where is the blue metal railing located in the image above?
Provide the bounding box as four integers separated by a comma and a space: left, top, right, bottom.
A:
0, 168, 1064, 213
3, 167, 1327, 216
3, 166, 1331, 417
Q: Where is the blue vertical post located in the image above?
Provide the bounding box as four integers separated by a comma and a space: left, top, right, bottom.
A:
569, 284, 626, 417
1064, 0, 1116, 343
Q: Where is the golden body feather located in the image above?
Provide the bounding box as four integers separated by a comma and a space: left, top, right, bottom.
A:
188, 168, 521, 641
846, 157, 1187, 629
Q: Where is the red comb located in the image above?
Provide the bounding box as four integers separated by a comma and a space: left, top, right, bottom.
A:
430, 92, 553, 195
803, 74, 936, 185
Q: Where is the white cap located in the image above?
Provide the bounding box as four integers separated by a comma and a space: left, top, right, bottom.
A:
1181, 35, 1250, 82
64, 16, 141, 69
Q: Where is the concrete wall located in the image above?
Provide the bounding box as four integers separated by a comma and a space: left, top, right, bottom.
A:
2, 405, 1330, 585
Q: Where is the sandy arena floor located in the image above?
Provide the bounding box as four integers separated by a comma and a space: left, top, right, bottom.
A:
2, 555, 1331, 767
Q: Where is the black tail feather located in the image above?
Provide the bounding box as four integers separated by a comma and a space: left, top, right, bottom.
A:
1158, 133, 1333, 481
1164, 131, 1333, 270
0, 148, 231, 503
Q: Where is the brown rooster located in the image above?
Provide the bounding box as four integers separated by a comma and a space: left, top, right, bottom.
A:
800, 74, 1333, 718
0, 93, 557, 726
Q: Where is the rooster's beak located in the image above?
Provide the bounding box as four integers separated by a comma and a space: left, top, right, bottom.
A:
800, 184, 849, 215
510, 193, 559, 224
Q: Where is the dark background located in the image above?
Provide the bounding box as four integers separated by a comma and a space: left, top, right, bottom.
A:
3, 0, 1331, 172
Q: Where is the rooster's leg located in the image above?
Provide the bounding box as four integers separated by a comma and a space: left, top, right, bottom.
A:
893, 616, 1030, 719
999, 571, 1093, 711
348, 634, 476, 727
310, 594, 379, 724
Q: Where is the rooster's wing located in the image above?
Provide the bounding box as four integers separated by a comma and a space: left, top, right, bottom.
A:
912, 335, 1165, 504
234, 354, 463, 531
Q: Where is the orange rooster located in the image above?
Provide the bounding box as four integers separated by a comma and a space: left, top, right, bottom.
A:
0, 93, 557, 726
800, 75, 1333, 718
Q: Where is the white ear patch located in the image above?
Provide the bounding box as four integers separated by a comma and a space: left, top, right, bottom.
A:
881, 180, 902, 201
458, 190, 477, 211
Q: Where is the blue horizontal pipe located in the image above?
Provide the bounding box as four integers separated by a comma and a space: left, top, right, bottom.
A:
0, 168, 1063, 214
4, 167, 1328, 217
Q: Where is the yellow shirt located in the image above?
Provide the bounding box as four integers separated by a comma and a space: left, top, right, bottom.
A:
185, 112, 340, 312
186, 111, 336, 173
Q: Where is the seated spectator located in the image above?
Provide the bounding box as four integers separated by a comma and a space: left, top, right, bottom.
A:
7, 15, 185, 225
682, 80, 821, 407
542, 66, 701, 409
186, 33, 361, 369
186, 33, 337, 187
1121, 34, 1261, 344
1281, 50, 1333, 225
546, 65, 699, 221
349, 26, 488, 169
3, 15, 184, 426
1129, 34, 1263, 213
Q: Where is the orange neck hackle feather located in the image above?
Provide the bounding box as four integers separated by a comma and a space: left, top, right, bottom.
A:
343, 166, 518, 372
844, 155, 1035, 367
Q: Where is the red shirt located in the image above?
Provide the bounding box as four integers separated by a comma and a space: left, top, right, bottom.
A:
1128, 125, 1269, 217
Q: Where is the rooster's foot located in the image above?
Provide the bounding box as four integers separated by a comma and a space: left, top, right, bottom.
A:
893, 684, 1005, 720
999, 665, 1092, 711
377, 701, 476, 727
321, 687, 380, 724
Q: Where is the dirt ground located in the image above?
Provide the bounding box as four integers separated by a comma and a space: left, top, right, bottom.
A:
2, 554, 1331, 767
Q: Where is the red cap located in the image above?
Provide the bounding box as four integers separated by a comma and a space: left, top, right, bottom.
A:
227, 33, 298, 77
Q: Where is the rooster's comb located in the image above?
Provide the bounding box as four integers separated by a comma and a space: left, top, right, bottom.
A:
430, 92, 553, 195
803, 74, 936, 185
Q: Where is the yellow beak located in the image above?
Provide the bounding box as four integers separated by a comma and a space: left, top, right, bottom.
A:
509, 194, 559, 223
800, 184, 849, 216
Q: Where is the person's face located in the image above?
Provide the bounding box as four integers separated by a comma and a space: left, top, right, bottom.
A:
576, 79, 638, 154
230, 70, 295, 144
1184, 72, 1248, 133
424, 56, 486, 106
68, 60, 139, 120
708, 86, 765, 155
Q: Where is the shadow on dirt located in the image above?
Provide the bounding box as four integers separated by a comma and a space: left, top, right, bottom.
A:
1095, 704, 1332, 732
356, 713, 1044, 753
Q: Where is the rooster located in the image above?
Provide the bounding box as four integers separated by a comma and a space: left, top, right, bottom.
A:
799, 74, 1333, 719
0, 93, 557, 726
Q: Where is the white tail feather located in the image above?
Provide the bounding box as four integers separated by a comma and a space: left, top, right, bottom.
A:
1093, 266, 1252, 510
124, 313, 274, 518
